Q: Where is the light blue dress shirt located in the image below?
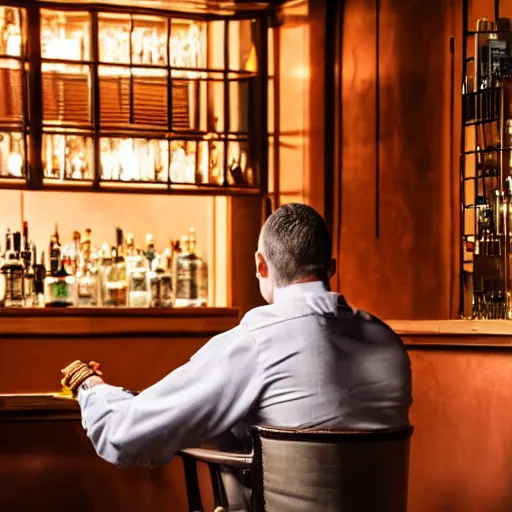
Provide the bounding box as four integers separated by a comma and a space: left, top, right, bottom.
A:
78, 281, 412, 467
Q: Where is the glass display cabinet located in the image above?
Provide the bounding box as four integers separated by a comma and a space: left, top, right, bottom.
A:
0, 0, 270, 193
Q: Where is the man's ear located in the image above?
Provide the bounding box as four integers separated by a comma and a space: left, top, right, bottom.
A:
255, 251, 269, 278
328, 258, 336, 279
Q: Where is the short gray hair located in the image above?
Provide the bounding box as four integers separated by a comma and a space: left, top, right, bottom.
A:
260, 203, 332, 287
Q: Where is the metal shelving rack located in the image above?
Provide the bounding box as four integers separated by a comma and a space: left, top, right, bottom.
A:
460, 0, 512, 318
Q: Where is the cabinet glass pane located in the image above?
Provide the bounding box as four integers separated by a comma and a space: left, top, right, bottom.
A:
229, 80, 250, 133
170, 20, 206, 69
169, 140, 196, 184
0, 7, 24, 57
42, 133, 93, 180
100, 137, 168, 183
227, 139, 254, 186
0, 131, 24, 178
41, 10, 90, 61
133, 68, 167, 127
42, 64, 91, 125
0, 59, 22, 124
228, 20, 257, 72
99, 66, 130, 125
98, 13, 130, 64
132, 15, 168, 66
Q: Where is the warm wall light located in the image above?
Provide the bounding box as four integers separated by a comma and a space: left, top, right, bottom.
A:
293, 65, 310, 80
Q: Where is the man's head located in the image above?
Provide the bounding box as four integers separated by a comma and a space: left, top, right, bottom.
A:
255, 203, 333, 303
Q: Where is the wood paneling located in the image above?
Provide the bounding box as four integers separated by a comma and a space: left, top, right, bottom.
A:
228, 195, 266, 315
0, 308, 239, 394
274, 0, 327, 214
404, 342, 512, 512
0, 419, 214, 512
0, 310, 237, 511
334, 0, 460, 319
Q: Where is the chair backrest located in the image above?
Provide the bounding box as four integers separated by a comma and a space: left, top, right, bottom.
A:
251, 425, 413, 512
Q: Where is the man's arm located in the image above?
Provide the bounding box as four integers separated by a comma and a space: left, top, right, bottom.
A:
77, 325, 264, 467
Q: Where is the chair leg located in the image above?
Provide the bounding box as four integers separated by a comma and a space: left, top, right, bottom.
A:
208, 463, 229, 511
182, 454, 204, 512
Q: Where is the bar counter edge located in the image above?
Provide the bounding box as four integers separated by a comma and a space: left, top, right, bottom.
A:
388, 319, 512, 348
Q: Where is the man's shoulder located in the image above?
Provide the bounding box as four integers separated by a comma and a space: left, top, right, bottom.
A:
240, 303, 294, 332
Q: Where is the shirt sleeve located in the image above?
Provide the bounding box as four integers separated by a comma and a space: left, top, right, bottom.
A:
77, 324, 264, 467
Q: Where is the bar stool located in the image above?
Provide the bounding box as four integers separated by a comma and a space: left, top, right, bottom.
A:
179, 424, 414, 512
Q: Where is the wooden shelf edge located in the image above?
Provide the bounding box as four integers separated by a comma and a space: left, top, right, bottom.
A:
0, 307, 240, 337
0, 394, 81, 422
387, 319, 512, 336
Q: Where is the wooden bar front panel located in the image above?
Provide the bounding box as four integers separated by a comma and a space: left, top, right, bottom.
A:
407, 345, 512, 512
0, 309, 238, 512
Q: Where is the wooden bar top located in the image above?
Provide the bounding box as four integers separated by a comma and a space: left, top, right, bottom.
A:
388, 319, 512, 335
0, 393, 80, 421
0, 307, 239, 336
388, 320, 512, 349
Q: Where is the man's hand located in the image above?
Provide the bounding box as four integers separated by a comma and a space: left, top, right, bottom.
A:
61, 360, 104, 396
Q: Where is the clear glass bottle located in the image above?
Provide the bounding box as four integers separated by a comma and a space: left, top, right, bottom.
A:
103, 247, 128, 307
150, 252, 175, 308
20, 222, 34, 307
97, 243, 112, 306
125, 233, 151, 307
76, 254, 98, 306
128, 259, 150, 308
175, 228, 207, 307
2, 232, 25, 307
33, 252, 46, 308
125, 233, 141, 272
45, 249, 75, 308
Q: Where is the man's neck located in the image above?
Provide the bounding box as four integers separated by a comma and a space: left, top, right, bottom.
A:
273, 280, 328, 303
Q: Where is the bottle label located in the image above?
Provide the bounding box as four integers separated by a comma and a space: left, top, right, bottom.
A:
105, 285, 127, 306
160, 276, 173, 307
78, 282, 96, 306
129, 273, 148, 292
150, 276, 160, 307
176, 266, 198, 299
49, 280, 70, 300
5, 271, 23, 302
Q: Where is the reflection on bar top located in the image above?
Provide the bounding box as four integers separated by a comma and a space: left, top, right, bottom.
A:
388, 320, 512, 336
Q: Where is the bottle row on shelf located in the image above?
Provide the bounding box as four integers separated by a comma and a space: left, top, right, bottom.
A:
0, 222, 208, 308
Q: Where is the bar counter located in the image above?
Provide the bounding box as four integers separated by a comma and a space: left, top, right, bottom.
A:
0, 307, 238, 512
389, 320, 512, 512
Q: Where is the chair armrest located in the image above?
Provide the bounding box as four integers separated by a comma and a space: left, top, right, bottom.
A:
179, 448, 253, 511
179, 447, 253, 470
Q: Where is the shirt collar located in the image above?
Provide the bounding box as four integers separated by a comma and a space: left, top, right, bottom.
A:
273, 281, 328, 303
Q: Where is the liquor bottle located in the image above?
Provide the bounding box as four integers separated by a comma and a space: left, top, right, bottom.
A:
33, 251, 46, 307
23, 241, 35, 307
125, 233, 141, 271
128, 260, 151, 307
45, 243, 75, 308
97, 243, 112, 306
1, 231, 25, 307
150, 251, 174, 308
126, 234, 151, 307
20, 222, 34, 306
103, 229, 128, 307
175, 228, 207, 307
76, 247, 99, 307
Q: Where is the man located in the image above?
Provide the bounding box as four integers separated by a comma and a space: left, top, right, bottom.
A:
62, 203, 412, 508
